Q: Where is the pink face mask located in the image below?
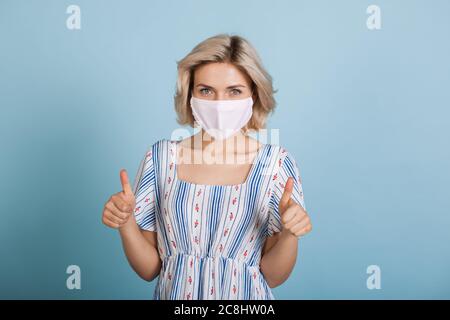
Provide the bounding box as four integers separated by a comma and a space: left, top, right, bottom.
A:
190, 96, 254, 140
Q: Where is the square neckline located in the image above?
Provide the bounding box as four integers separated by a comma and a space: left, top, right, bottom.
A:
170, 139, 267, 188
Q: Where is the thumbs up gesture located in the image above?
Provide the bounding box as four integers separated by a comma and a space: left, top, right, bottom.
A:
279, 177, 312, 238
102, 169, 137, 229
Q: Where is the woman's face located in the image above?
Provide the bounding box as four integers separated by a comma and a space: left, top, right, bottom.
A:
192, 62, 254, 101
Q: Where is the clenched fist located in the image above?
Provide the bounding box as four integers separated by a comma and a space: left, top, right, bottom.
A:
279, 177, 312, 238
102, 169, 136, 229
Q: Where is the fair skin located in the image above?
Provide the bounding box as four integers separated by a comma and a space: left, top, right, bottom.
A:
101, 62, 312, 287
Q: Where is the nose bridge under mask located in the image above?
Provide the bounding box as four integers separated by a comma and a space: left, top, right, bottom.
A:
215, 100, 238, 128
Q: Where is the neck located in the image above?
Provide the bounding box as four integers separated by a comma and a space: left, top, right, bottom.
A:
189, 129, 248, 154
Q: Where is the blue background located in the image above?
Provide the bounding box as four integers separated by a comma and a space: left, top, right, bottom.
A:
1, 0, 449, 299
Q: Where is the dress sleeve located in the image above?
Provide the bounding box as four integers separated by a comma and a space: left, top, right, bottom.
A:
266, 148, 306, 237
132, 146, 157, 232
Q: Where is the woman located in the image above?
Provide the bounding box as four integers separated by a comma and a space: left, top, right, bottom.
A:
101, 34, 312, 300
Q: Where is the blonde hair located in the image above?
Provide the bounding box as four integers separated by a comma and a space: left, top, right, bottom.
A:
174, 33, 277, 131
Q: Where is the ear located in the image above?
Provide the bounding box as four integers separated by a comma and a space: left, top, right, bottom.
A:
251, 90, 258, 104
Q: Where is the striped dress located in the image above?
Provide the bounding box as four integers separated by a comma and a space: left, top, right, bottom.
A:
132, 138, 306, 300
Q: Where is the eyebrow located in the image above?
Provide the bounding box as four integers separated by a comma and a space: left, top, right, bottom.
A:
195, 83, 247, 89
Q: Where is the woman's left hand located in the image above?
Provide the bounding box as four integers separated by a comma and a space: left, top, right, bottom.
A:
279, 177, 312, 238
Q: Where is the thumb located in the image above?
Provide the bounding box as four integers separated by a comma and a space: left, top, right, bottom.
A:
120, 169, 134, 197
279, 177, 294, 214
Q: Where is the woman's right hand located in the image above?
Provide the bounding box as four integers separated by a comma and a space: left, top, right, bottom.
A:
102, 169, 137, 229
105, 169, 160, 281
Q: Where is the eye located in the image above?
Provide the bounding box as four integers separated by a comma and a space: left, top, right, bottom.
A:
199, 88, 212, 96
230, 88, 242, 96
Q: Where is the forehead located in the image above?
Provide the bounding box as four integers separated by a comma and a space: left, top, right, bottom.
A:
193, 62, 251, 87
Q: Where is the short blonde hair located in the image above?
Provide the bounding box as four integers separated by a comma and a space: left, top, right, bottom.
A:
174, 33, 277, 131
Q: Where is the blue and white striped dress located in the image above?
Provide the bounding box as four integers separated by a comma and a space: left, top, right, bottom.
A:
132, 138, 306, 300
